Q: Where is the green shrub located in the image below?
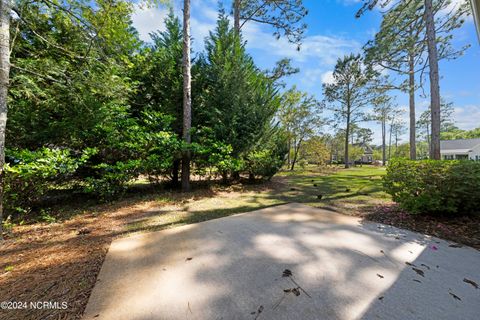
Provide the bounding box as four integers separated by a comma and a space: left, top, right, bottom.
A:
244, 149, 283, 180
84, 160, 141, 201
383, 158, 480, 214
4, 148, 95, 217
244, 128, 288, 180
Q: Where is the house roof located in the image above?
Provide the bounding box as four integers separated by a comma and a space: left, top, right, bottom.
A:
352, 142, 373, 154
440, 138, 480, 152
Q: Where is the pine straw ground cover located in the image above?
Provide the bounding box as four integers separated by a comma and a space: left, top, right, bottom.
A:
364, 204, 480, 250
0, 182, 286, 320
1, 166, 479, 320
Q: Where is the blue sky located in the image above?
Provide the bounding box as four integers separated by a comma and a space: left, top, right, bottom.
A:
132, 0, 480, 144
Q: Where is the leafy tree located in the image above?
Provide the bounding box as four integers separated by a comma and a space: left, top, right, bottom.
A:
370, 94, 396, 165
349, 144, 365, 164
300, 136, 330, 166
323, 54, 375, 168
441, 127, 480, 140
389, 117, 407, 158
417, 100, 457, 155
195, 13, 280, 164
354, 127, 374, 144
278, 86, 323, 170
130, 12, 184, 185
363, 0, 469, 160
357, 0, 469, 160
1, 0, 141, 236
232, 0, 307, 45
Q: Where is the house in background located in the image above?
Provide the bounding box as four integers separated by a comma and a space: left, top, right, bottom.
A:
440, 138, 480, 161
352, 142, 374, 164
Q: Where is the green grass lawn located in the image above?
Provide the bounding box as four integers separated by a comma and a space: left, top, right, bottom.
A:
124, 165, 391, 234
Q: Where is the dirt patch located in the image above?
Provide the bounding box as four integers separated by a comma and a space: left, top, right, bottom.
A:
364, 204, 480, 250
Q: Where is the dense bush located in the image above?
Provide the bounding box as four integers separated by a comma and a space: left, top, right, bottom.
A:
383, 159, 480, 214
2, 8, 289, 222
244, 129, 288, 180
4, 148, 95, 217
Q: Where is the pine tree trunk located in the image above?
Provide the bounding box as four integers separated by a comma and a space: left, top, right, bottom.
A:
424, 0, 441, 160
234, 0, 241, 33
382, 119, 386, 166
408, 51, 417, 160
181, 0, 192, 192
388, 123, 392, 159
0, 0, 11, 239
426, 123, 431, 156
171, 159, 180, 187
344, 110, 351, 169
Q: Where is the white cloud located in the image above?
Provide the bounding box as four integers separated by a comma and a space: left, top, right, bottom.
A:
243, 25, 361, 66
131, 5, 170, 42
132, 1, 359, 68
453, 105, 480, 129
321, 71, 335, 84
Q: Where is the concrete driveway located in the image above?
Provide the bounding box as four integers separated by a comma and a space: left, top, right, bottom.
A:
83, 203, 480, 320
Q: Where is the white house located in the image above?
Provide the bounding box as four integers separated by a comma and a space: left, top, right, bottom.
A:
440, 138, 480, 161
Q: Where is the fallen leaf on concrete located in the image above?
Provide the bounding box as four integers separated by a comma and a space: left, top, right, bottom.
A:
282, 269, 292, 277
292, 288, 301, 296
376, 273, 384, 279
413, 279, 422, 283
378, 296, 384, 301
405, 262, 416, 267
449, 244, 462, 248
449, 292, 461, 301
185, 257, 193, 261
254, 305, 264, 319
463, 278, 478, 289
421, 263, 430, 270
412, 267, 425, 277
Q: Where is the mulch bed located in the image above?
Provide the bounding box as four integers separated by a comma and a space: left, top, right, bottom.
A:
0, 199, 155, 320
364, 204, 480, 250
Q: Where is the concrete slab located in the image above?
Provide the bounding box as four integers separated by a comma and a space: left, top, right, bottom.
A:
83, 203, 480, 320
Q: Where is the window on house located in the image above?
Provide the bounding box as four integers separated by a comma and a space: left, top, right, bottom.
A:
455, 154, 469, 160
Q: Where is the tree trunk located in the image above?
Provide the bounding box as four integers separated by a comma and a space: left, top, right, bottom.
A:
287, 137, 291, 166
0, 0, 11, 239
424, 0, 441, 160
408, 51, 417, 160
290, 138, 302, 171
388, 122, 392, 160
382, 119, 386, 166
181, 0, 192, 192
234, 0, 241, 33
426, 123, 431, 157
171, 159, 180, 187
344, 110, 351, 169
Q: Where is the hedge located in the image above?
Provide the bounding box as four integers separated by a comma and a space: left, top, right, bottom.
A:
383, 158, 480, 215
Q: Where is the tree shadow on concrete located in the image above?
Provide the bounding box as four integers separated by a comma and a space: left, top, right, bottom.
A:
81, 203, 480, 320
